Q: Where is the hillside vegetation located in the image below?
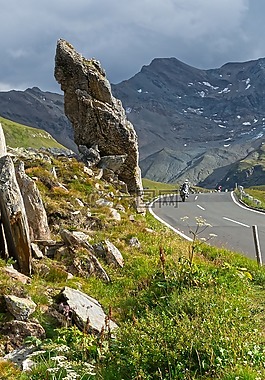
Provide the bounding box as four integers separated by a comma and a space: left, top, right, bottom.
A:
0, 116, 65, 149
218, 143, 265, 189
0, 146, 264, 380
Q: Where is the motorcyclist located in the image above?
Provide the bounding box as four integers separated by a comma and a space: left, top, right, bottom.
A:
181, 179, 190, 192
180, 179, 190, 201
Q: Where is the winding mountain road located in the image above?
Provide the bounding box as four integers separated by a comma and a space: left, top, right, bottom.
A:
150, 192, 265, 262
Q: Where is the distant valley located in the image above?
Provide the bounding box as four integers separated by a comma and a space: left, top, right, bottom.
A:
1, 57, 265, 188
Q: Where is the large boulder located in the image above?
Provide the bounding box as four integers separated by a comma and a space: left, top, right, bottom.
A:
54, 39, 142, 194
4, 295, 36, 321
59, 287, 118, 334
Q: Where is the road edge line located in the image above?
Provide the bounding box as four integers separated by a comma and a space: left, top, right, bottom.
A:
230, 191, 265, 215
148, 196, 193, 242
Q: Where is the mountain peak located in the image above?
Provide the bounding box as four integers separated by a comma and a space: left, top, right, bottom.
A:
112, 55, 265, 186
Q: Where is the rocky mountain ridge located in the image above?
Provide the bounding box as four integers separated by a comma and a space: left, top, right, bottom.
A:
112, 57, 265, 187
2, 56, 265, 187
0, 86, 77, 152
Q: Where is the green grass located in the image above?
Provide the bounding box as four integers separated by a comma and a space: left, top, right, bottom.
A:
0, 116, 65, 149
143, 178, 178, 192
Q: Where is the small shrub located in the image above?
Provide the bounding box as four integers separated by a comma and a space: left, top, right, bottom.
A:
0, 361, 23, 379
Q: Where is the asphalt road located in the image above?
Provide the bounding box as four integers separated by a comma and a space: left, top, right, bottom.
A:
150, 191, 265, 263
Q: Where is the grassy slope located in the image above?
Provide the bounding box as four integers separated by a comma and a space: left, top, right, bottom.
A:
0, 116, 65, 149
239, 144, 265, 169
143, 178, 178, 191
0, 152, 264, 379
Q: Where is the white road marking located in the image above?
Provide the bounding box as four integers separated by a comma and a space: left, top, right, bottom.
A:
195, 195, 198, 201
223, 216, 250, 228
148, 197, 193, 242
197, 205, 205, 210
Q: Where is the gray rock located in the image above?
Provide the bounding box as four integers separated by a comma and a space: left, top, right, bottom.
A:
94, 169, 104, 180
110, 208, 121, 221
4, 346, 38, 366
79, 144, 101, 167
60, 230, 110, 282
45, 147, 76, 157
3, 345, 46, 371
0, 320, 45, 350
93, 240, 124, 268
98, 155, 127, 173
129, 237, 141, 248
134, 195, 146, 214
116, 204, 126, 212
15, 161, 51, 241
71, 254, 110, 283
92, 242, 106, 258
105, 240, 124, 268
60, 286, 118, 333
96, 198, 114, 207
31, 243, 44, 259
83, 166, 94, 176
60, 229, 92, 250
22, 357, 36, 371
0, 155, 32, 275
4, 295, 36, 321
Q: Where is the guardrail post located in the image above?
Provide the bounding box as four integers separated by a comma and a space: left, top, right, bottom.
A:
252, 225, 263, 266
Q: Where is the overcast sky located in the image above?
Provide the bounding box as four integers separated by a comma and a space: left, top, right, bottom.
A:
1, 0, 264, 93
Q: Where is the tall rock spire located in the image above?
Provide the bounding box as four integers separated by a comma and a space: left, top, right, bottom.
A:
54, 39, 142, 194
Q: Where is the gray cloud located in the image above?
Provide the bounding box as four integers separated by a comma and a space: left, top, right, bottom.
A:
1, 0, 264, 93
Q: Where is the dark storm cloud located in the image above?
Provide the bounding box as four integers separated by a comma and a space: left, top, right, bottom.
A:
0, 0, 264, 93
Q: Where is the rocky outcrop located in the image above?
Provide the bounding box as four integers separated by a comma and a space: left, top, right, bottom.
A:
0, 155, 32, 275
60, 229, 110, 283
54, 39, 142, 194
15, 161, 51, 241
93, 240, 124, 268
1, 321, 45, 351
78, 144, 101, 167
